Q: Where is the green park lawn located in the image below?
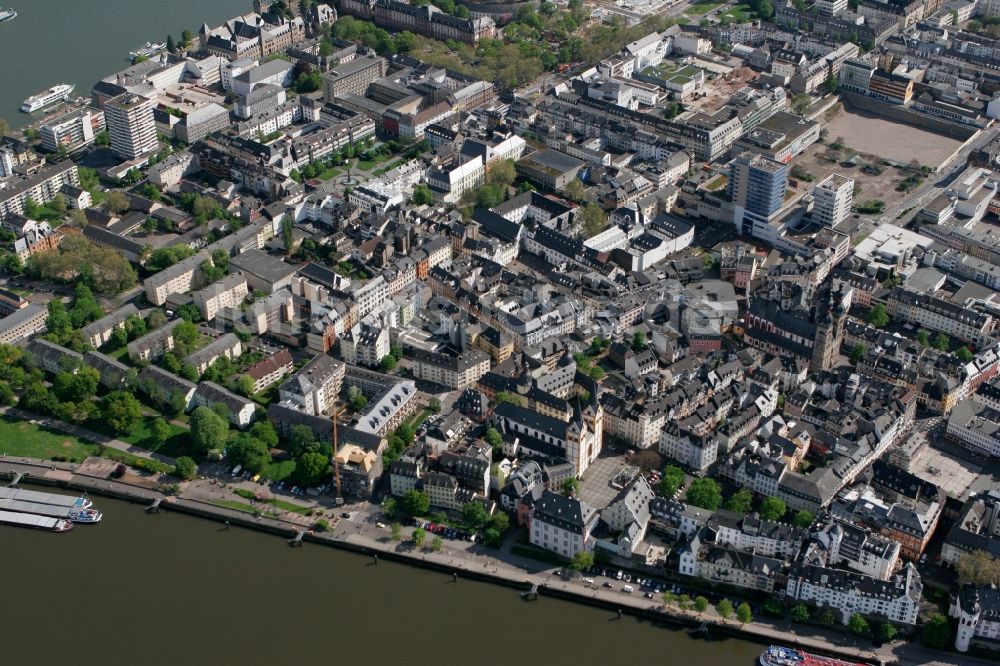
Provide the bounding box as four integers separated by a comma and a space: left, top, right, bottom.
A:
685, 1, 723, 14
261, 459, 296, 482
317, 166, 342, 181
0, 414, 100, 461
720, 4, 757, 22
120, 415, 189, 456
355, 153, 394, 171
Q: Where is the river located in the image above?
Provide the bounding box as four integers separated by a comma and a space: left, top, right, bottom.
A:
0, 489, 764, 665
0, 0, 251, 129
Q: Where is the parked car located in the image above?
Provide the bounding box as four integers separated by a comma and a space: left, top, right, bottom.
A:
616, 570, 623, 580
622, 585, 634, 594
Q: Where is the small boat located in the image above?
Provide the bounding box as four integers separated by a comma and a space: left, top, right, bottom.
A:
0, 7, 16, 24
68, 508, 102, 523
130, 41, 166, 61
21, 83, 74, 113
759, 646, 867, 666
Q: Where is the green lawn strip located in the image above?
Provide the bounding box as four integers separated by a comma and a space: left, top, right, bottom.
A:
211, 499, 260, 514
89, 414, 189, 458
685, 1, 722, 14
372, 159, 404, 177
317, 166, 342, 180
404, 408, 433, 430
262, 459, 295, 481
0, 414, 100, 461
233, 487, 311, 514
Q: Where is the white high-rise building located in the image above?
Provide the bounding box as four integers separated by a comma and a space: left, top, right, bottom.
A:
812, 174, 854, 228
815, 0, 848, 16
104, 93, 157, 160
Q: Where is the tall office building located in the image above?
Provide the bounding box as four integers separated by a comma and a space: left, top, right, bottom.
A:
728, 151, 788, 237
104, 93, 157, 161
812, 174, 855, 228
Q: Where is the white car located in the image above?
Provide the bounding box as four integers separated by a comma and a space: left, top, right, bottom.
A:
622, 585, 634, 594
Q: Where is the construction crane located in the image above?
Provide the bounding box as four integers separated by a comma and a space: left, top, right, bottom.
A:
331, 405, 344, 505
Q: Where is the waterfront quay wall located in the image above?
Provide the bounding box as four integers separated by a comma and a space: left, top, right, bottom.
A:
0, 459, 886, 665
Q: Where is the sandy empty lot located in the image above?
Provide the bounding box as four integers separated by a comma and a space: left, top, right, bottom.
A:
823, 107, 964, 168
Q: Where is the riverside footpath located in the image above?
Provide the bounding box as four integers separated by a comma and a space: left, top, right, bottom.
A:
0, 456, 986, 666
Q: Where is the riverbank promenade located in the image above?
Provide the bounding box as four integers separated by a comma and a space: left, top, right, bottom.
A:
0, 455, 987, 666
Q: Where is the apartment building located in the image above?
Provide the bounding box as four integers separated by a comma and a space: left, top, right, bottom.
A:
105, 93, 158, 160
0, 303, 47, 344
186, 333, 243, 376
39, 108, 105, 154
80, 303, 139, 349
529, 490, 598, 559
145, 250, 210, 306
0, 161, 80, 218
886, 286, 994, 345
192, 273, 249, 322
322, 56, 387, 101
407, 347, 491, 390
812, 174, 854, 227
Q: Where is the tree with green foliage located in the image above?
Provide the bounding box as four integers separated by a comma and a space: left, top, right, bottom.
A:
725, 488, 754, 513
174, 456, 197, 480
570, 550, 594, 572
166, 34, 177, 54
878, 623, 897, 642
686, 477, 723, 510
820, 609, 837, 626
190, 406, 229, 457
792, 510, 815, 528
150, 417, 170, 447
412, 183, 435, 205
694, 596, 709, 614
717, 599, 734, 622
791, 93, 811, 115
279, 215, 294, 256
868, 304, 890, 328
580, 203, 607, 239
294, 451, 330, 486
412, 526, 427, 547
922, 613, 951, 648
564, 179, 586, 202
562, 477, 580, 496
103, 190, 130, 214
736, 602, 753, 624
956, 346, 974, 362
53, 366, 99, 403
390, 522, 402, 541
822, 74, 839, 94
401, 489, 430, 516
462, 501, 489, 529
791, 603, 810, 623
660, 465, 684, 497
0, 381, 14, 406
235, 374, 256, 397
932, 332, 950, 352
631, 330, 647, 352
916, 330, 930, 347
484, 427, 503, 456
849, 612, 870, 635
431, 535, 443, 552
849, 344, 866, 365
228, 430, 272, 472
760, 497, 786, 521
101, 391, 142, 435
